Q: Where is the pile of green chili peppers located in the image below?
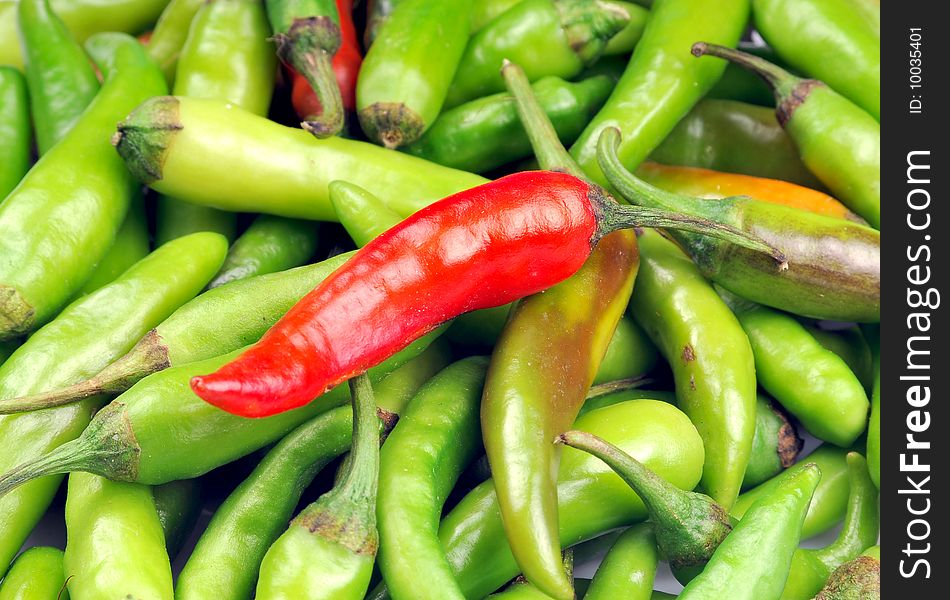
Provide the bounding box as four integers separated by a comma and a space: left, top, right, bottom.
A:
0, 0, 881, 599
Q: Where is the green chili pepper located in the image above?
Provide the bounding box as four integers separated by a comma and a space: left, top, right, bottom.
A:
17, 0, 100, 156
357, 0, 475, 147
649, 99, 823, 189
0, 0, 169, 69
570, 0, 750, 185
79, 197, 151, 295
437, 399, 705, 600
0, 33, 166, 339
721, 293, 869, 446
487, 551, 574, 599
734, 445, 849, 540
780, 453, 878, 600
405, 75, 614, 174
153, 477, 203, 560
208, 216, 320, 289
0, 231, 226, 571
176, 342, 450, 600
256, 373, 379, 600
266, 0, 343, 137
146, 0, 206, 83
0, 546, 67, 600
443, 0, 629, 109
559, 429, 733, 580
476, 61, 640, 600
743, 395, 801, 490
864, 325, 880, 488
806, 325, 874, 391
329, 181, 404, 248
600, 129, 880, 323
814, 545, 880, 600
376, 357, 489, 600
752, 0, 879, 120
114, 96, 486, 221
4, 252, 354, 412
601, 2, 649, 55
593, 317, 658, 384
629, 229, 755, 509
63, 473, 173, 600
580, 386, 800, 490
704, 44, 782, 107
0, 329, 444, 496
678, 464, 821, 600
693, 43, 880, 229
0, 67, 31, 201
157, 0, 277, 244
583, 523, 657, 600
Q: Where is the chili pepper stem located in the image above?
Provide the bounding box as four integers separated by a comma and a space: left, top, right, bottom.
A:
501, 59, 786, 265
291, 373, 380, 554
690, 42, 818, 126
557, 429, 733, 571
111, 95, 183, 185
276, 16, 344, 138
556, 0, 631, 65
596, 127, 789, 269
0, 330, 169, 414
500, 60, 585, 179
0, 402, 139, 499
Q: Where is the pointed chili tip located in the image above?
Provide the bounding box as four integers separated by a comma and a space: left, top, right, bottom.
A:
691, 41, 709, 57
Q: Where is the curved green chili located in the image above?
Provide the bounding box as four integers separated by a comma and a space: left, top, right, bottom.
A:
80, 196, 151, 295
0, 32, 167, 339
0, 67, 30, 200
153, 477, 203, 560
444, 0, 628, 109
375, 357, 488, 600
478, 62, 640, 600
145, 0, 206, 83
752, 0, 879, 119
0, 0, 170, 69
405, 75, 614, 174
693, 43, 880, 228
437, 399, 705, 600
735, 445, 850, 540
678, 464, 821, 600
255, 373, 380, 600
114, 96, 486, 221
0, 546, 67, 600
630, 229, 756, 509
806, 325, 874, 391
721, 293, 869, 446
649, 99, 823, 189
17, 0, 100, 155
583, 523, 658, 600
357, 0, 475, 147
176, 342, 450, 600
63, 473, 173, 600
329, 181, 404, 248
570, 0, 750, 185
780, 453, 879, 600
208, 216, 320, 289
0, 231, 226, 571
157, 0, 277, 244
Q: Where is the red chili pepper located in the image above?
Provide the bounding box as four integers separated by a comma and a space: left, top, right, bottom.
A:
191, 171, 781, 418
291, 0, 361, 117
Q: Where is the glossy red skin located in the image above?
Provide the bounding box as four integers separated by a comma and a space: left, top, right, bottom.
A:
191, 172, 598, 417
291, 0, 361, 114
